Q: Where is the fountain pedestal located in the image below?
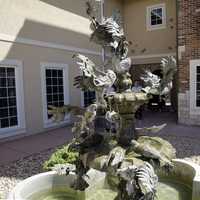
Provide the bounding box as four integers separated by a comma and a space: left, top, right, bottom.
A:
108, 92, 149, 144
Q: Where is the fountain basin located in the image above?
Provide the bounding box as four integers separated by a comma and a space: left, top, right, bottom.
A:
7, 159, 200, 200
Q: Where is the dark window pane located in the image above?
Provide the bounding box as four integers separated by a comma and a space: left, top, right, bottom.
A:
58, 86, 63, 93
58, 78, 63, 85
53, 86, 58, 93
84, 91, 96, 107
1, 118, 9, 128
151, 15, 157, 21
47, 95, 53, 103
157, 8, 162, 15
52, 70, 58, 77
58, 70, 63, 77
9, 107, 17, 116
0, 108, 8, 118
53, 102, 59, 107
46, 78, 52, 86
7, 78, 15, 87
8, 98, 16, 106
46, 86, 52, 94
58, 101, 64, 107
0, 98, 8, 108
0, 68, 6, 77
151, 8, 163, 26
157, 19, 163, 24
7, 68, 15, 77
46, 69, 52, 77
197, 94, 200, 100
0, 88, 7, 97
151, 20, 157, 25
197, 100, 200, 107
52, 78, 58, 85
10, 117, 18, 126
197, 75, 200, 82
197, 66, 200, 74
8, 88, 16, 97
197, 83, 200, 90
45, 69, 64, 119
0, 78, 7, 87
59, 94, 64, 101
53, 95, 58, 101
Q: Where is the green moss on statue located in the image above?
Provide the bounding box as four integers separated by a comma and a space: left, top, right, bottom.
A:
43, 144, 79, 171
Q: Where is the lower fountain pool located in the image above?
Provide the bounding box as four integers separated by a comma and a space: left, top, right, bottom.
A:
28, 179, 192, 200
157, 179, 192, 200
28, 187, 118, 200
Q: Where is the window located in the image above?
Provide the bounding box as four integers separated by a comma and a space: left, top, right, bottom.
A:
0, 60, 25, 137
147, 4, 166, 31
41, 63, 69, 127
196, 66, 200, 107
83, 91, 96, 107
0, 67, 17, 128
190, 60, 200, 114
45, 69, 65, 119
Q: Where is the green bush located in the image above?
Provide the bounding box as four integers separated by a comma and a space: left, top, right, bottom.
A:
43, 144, 79, 171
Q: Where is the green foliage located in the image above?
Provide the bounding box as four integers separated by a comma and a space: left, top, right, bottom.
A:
43, 144, 79, 171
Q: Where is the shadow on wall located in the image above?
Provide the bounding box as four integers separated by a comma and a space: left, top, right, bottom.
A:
40, 0, 101, 18
0, 17, 102, 137
11, 20, 98, 51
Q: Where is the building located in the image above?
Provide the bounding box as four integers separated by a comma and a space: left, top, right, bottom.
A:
177, 0, 200, 125
0, 0, 103, 140
0, 0, 199, 141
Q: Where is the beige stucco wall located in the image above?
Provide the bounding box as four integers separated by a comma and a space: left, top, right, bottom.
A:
0, 0, 103, 139
0, 41, 102, 137
0, 0, 101, 51
123, 0, 177, 64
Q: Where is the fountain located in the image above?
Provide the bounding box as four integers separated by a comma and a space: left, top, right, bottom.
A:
8, 1, 200, 200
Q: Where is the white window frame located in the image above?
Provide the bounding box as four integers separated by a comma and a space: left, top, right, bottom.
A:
0, 59, 26, 138
146, 3, 166, 31
41, 62, 70, 128
190, 59, 200, 114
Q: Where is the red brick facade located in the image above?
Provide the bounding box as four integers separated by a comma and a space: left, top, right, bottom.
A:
178, 0, 200, 92
178, 0, 200, 125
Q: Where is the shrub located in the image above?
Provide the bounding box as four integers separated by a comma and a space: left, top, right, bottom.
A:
43, 144, 79, 171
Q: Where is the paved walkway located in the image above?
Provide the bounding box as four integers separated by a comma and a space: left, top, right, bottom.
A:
136, 111, 200, 139
0, 126, 73, 165
0, 111, 199, 165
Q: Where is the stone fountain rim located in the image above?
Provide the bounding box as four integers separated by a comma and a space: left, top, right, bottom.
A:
172, 158, 200, 180
7, 159, 200, 200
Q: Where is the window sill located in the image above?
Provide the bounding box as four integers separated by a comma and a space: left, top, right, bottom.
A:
0, 127, 26, 139
147, 24, 166, 31
44, 118, 71, 129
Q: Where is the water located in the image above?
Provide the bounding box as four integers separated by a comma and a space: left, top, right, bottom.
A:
28, 180, 192, 200
28, 187, 117, 200
157, 180, 192, 200
28, 187, 79, 200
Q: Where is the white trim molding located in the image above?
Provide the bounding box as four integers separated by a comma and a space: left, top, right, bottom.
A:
0, 59, 26, 138
132, 52, 176, 60
146, 3, 166, 31
40, 62, 70, 128
0, 33, 101, 56
190, 59, 200, 115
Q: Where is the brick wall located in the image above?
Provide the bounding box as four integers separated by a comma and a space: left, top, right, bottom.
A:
178, 0, 200, 125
